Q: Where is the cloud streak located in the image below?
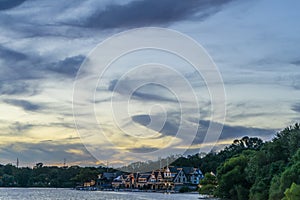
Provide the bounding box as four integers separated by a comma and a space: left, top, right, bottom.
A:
0, 0, 26, 11
108, 80, 179, 103
0, 141, 95, 166
291, 103, 300, 113
132, 114, 275, 144
9, 121, 34, 134
3, 99, 43, 111
46, 55, 85, 77
82, 0, 234, 29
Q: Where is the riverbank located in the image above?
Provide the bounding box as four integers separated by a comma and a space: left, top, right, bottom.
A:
0, 188, 216, 200
74, 187, 219, 199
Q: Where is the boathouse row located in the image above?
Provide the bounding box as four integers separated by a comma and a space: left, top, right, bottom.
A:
95, 166, 204, 190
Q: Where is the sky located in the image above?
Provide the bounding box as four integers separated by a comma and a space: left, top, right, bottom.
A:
0, 0, 300, 167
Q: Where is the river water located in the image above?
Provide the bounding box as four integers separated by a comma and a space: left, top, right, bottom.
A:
0, 188, 217, 200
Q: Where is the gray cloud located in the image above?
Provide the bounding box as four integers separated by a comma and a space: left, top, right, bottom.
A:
4, 99, 43, 111
4, 121, 75, 135
9, 121, 34, 134
0, 81, 37, 96
290, 74, 300, 90
50, 122, 75, 129
0, 45, 27, 62
46, 55, 85, 77
132, 90, 178, 102
127, 146, 160, 153
132, 114, 151, 126
83, 0, 234, 29
0, 46, 42, 81
0, 0, 26, 11
108, 79, 178, 102
132, 114, 275, 144
132, 114, 179, 137
291, 103, 300, 113
291, 60, 300, 66
0, 46, 84, 95
0, 141, 95, 166
194, 120, 275, 143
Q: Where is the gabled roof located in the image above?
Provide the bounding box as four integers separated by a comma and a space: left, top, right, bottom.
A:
113, 175, 125, 182
172, 169, 187, 182
168, 166, 180, 173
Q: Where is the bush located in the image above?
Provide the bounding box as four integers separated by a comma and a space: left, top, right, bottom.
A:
179, 186, 190, 193
283, 183, 300, 200
199, 184, 216, 195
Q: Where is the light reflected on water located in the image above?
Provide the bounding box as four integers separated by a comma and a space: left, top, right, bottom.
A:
0, 188, 215, 200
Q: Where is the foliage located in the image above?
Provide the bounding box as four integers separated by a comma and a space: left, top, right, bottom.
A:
200, 172, 217, 185
215, 152, 253, 200
179, 186, 190, 193
186, 123, 299, 200
283, 183, 300, 200
199, 173, 217, 195
248, 124, 300, 200
0, 164, 114, 188
73, 168, 99, 183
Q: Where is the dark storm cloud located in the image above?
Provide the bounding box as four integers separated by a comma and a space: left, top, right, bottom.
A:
0, 0, 26, 11
84, 0, 233, 29
4, 99, 43, 111
46, 55, 85, 77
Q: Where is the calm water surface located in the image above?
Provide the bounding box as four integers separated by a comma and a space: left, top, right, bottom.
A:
0, 188, 217, 200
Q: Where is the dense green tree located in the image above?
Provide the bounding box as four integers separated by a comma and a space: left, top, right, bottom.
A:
1, 174, 15, 186
283, 183, 300, 200
15, 167, 32, 186
199, 173, 217, 195
73, 168, 99, 183
0, 164, 105, 188
248, 124, 300, 200
268, 175, 282, 200
215, 151, 254, 200
269, 148, 300, 199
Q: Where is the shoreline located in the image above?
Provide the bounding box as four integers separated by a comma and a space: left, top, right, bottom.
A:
0, 188, 217, 199
75, 186, 198, 194
0, 187, 198, 194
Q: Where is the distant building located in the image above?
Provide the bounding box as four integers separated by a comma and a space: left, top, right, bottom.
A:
94, 166, 204, 191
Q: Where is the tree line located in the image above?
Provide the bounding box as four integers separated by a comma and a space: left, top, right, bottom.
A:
195, 123, 300, 200
0, 123, 299, 199
0, 163, 114, 187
